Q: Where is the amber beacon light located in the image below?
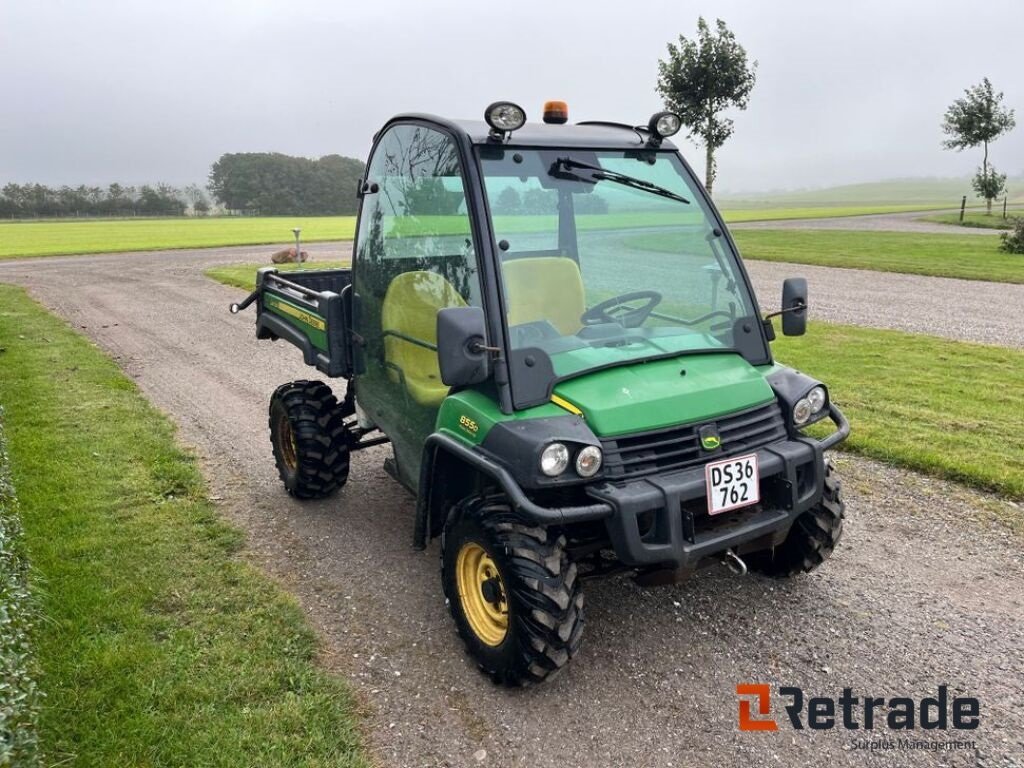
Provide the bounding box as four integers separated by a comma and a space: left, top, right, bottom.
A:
542, 100, 569, 124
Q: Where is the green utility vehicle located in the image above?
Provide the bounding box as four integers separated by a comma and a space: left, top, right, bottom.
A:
230, 101, 850, 685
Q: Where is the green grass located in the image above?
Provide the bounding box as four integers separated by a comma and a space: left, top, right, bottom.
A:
0, 285, 367, 767
777, 323, 1024, 500
0, 205, 957, 260
204, 266, 1024, 499
0, 216, 359, 260
722, 203, 947, 221
717, 175, 1024, 207
625, 230, 1022, 284
921, 211, 1022, 230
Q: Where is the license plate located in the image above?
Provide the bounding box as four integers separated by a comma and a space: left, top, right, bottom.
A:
705, 453, 760, 515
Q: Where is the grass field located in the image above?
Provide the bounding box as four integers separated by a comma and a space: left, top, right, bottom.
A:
0, 204, 954, 260
728, 230, 1019, 284
777, 323, 1024, 501
206, 267, 1024, 499
718, 175, 1024, 208
922, 211, 1021, 230
209, 223, 1024, 291
0, 285, 366, 767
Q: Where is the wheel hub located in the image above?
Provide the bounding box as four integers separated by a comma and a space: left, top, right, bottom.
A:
277, 413, 298, 471
455, 542, 508, 646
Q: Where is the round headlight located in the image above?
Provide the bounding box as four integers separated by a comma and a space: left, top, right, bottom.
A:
807, 386, 827, 414
540, 443, 570, 476
655, 112, 682, 137
485, 101, 527, 133
793, 398, 813, 426
575, 445, 603, 478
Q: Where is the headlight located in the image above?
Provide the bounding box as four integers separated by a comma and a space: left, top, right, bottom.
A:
540, 443, 570, 476
793, 398, 813, 426
575, 445, 603, 478
807, 386, 827, 414
484, 101, 527, 133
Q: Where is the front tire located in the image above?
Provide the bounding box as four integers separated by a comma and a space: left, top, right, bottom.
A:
269, 380, 350, 499
441, 495, 584, 686
748, 460, 845, 577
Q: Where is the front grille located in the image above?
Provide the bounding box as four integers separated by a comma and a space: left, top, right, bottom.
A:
600, 402, 787, 480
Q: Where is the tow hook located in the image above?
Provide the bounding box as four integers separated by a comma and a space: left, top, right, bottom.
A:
722, 549, 747, 576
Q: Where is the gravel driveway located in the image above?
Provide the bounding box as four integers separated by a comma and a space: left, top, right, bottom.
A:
732, 209, 1005, 236
1, 246, 1022, 767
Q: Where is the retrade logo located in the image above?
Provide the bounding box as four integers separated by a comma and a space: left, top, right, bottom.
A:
736, 684, 979, 732
737, 684, 778, 731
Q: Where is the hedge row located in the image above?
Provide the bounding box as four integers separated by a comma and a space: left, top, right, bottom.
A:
0, 407, 39, 767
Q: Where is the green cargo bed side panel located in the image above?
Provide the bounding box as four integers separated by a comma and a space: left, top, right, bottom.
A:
264, 295, 329, 352
552, 353, 775, 437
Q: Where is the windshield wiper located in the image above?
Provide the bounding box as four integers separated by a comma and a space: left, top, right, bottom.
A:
552, 158, 690, 205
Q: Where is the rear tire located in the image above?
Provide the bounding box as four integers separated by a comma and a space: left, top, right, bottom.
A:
748, 461, 844, 577
441, 495, 584, 686
269, 380, 350, 499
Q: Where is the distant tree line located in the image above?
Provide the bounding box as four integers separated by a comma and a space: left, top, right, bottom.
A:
208, 153, 365, 215
2, 151, 367, 219
0, 182, 208, 218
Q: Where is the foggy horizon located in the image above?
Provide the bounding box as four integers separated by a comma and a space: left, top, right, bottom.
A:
3, 0, 1022, 196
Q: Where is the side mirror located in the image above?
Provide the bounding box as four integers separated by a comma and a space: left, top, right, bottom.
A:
437, 306, 491, 387
780, 277, 808, 337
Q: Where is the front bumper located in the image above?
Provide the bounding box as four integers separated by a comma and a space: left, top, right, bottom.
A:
585, 405, 849, 570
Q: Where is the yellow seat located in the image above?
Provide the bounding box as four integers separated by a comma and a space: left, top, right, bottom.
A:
502, 256, 585, 336
381, 271, 467, 407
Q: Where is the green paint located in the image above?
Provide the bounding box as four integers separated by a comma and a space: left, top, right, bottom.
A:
265, 295, 329, 351
435, 389, 566, 444
436, 353, 774, 444
553, 353, 774, 437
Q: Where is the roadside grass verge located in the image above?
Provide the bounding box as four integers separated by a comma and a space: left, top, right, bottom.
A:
921, 211, 1021, 230
1, 205, 952, 260
0, 409, 40, 767
0, 285, 366, 767
204, 263, 1024, 500
728, 231, 1021, 284
776, 323, 1024, 500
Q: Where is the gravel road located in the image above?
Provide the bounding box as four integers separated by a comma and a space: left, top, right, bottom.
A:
1, 246, 1022, 767
732, 209, 1005, 236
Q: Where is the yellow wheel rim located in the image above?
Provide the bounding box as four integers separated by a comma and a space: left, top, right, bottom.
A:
455, 541, 509, 647
277, 413, 298, 471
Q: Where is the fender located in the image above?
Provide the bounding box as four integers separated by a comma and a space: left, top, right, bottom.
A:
413, 432, 612, 549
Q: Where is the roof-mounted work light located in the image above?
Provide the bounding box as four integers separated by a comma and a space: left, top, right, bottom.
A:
646, 111, 682, 146
485, 101, 527, 140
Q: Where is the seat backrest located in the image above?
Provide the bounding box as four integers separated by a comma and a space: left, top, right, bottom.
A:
381, 270, 467, 406
502, 256, 585, 336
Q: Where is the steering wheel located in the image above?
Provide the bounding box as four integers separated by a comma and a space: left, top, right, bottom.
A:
581, 290, 663, 328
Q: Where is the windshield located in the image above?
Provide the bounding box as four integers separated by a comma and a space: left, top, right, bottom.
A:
477, 146, 769, 407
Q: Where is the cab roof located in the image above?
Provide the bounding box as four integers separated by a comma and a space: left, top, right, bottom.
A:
388, 113, 680, 151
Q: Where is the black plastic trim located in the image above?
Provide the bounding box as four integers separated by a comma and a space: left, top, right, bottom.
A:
418, 432, 613, 529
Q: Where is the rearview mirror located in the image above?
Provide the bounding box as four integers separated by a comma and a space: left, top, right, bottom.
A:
781, 277, 808, 337
437, 306, 491, 387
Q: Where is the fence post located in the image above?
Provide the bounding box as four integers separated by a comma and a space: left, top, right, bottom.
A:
1004, 195, 1008, 219
959, 195, 967, 222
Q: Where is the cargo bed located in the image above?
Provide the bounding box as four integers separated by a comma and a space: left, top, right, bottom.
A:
232, 267, 353, 378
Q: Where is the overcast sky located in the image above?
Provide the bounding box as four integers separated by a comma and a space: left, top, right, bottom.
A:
2, 0, 1022, 193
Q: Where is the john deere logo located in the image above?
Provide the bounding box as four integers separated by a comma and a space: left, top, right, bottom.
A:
699, 424, 721, 451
